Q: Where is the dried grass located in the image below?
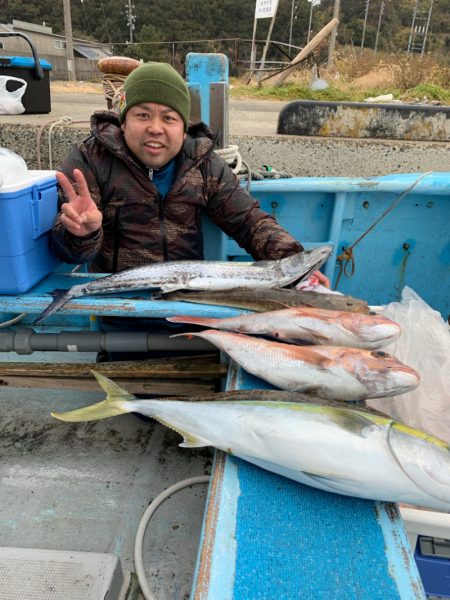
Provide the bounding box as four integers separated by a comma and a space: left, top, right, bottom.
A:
51, 80, 103, 94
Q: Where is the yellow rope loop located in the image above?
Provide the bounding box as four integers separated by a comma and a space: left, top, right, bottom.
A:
335, 247, 355, 289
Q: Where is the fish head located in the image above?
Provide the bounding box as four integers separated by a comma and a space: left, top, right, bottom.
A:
339, 348, 420, 398
279, 245, 333, 282
389, 423, 450, 509
341, 313, 402, 346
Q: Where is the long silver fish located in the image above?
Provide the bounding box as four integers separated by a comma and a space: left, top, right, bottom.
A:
162, 288, 371, 314
174, 330, 420, 400
34, 246, 332, 324
168, 307, 401, 349
51, 372, 450, 512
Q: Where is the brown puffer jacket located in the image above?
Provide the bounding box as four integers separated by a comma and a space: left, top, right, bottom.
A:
51, 111, 303, 272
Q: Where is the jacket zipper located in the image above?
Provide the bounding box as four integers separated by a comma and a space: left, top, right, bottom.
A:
159, 193, 168, 261
152, 142, 216, 263
112, 205, 121, 272
149, 168, 169, 261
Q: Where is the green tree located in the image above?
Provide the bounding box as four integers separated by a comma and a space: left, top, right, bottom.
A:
123, 24, 169, 62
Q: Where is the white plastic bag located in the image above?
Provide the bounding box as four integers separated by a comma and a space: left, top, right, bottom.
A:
0, 148, 28, 188
368, 287, 450, 442
0, 76, 27, 115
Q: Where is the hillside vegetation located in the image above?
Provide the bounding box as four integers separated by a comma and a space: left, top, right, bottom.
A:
4, 0, 450, 58
6, 0, 450, 103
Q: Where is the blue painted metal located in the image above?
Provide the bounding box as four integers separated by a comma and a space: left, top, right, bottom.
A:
0, 272, 248, 326
185, 53, 229, 127
231, 172, 448, 318
191, 364, 426, 600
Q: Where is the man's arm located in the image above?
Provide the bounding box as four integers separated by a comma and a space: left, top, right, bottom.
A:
204, 153, 301, 260
204, 153, 330, 286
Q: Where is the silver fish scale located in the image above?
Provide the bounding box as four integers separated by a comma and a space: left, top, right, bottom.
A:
33, 246, 333, 324
82, 260, 288, 294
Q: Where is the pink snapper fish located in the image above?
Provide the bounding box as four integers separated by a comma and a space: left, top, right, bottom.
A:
167, 307, 401, 349
175, 330, 419, 401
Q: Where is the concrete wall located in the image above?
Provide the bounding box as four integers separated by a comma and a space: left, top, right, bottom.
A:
0, 51, 102, 80
0, 124, 449, 176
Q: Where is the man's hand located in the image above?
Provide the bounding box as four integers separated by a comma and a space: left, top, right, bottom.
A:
312, 270, 330, 288
57, 169, 103, 237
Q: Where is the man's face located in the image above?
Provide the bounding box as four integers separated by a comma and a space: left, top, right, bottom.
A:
121, 102, 186, 169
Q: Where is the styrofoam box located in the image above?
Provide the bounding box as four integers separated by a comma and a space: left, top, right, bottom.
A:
0, 170, 62, 293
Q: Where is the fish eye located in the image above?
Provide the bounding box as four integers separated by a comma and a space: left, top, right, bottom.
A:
372, 351, 388, 358
368, 311, 377, 316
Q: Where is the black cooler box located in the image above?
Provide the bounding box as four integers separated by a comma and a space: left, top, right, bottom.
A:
0, 56, 52, 113
0, 32, 52, 113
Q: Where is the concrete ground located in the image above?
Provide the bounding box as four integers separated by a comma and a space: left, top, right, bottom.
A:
1, 88, 288, 136
1, 83, 449, 182
0, 351, 212, 600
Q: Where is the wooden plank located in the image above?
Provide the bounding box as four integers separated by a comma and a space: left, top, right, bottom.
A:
271, 18, 339, 86
0, 355, 227, 379
0, 375, 217, 395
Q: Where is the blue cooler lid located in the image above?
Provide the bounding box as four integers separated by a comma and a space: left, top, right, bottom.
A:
0, 56, 52, 70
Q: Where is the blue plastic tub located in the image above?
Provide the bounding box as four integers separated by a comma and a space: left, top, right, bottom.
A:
0, 171, 61, 293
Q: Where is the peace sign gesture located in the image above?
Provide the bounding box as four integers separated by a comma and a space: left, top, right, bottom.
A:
57, 169, 103, 237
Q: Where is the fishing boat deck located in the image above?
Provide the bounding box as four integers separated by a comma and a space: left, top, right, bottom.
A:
191, 363, 426, 600
0, 272, 431, 599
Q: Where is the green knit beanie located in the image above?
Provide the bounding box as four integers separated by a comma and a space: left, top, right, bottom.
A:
119, 62, 191, 130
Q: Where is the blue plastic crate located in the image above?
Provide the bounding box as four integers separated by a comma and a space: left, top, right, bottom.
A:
0, 171, 61, 293
415, 536, 450, 598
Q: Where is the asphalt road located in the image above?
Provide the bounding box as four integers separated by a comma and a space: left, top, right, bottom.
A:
1, 91, 289, 136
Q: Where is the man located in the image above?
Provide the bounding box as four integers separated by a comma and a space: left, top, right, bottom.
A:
52, 61, 329, 285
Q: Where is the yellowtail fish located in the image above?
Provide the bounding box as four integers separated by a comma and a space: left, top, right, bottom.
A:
168, 307, 401, 349
161, 288, 371, 314
51, 372, 450, 512
34, 246, 332, 324
174, 330, 419, 400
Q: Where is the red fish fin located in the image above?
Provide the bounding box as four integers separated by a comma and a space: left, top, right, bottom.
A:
167, 315, 213, 327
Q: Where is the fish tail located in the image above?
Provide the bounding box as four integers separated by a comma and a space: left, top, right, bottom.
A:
167, 315, 216, 327
33, 288, 76, 325
51, 371, 136, 422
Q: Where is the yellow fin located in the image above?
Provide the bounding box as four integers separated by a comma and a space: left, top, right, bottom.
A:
51, 370, 134, 422
179, 437, 211, 448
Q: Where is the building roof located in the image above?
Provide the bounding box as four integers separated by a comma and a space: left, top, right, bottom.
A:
74, 44, 110, 60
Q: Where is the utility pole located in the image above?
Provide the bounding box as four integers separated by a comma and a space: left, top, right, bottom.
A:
361, 0, 370, 52
289, 0, 295, 51
327, 0, 340, 68
62, 0, 76, 81
374, 0, 385, 54
421, 0, 434, 56
257, 11, 277, 81
125, 0, 136, 44
307, 1, 314, 44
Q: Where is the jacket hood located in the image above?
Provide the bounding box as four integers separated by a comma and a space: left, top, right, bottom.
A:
89, 111, 216, 166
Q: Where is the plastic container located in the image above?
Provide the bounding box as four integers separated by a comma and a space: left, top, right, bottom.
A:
0, 56, 52, 113
0, 170, 61, 293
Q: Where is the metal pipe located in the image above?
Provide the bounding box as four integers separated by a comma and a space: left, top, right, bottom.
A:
0, 328, 213, 355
